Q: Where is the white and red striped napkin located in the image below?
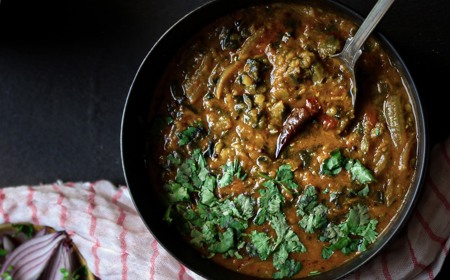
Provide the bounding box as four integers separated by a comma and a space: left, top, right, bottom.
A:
0, 136, 449, 280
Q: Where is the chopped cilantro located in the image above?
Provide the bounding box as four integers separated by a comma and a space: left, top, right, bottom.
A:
320, 149, 376, 185
177, 121, 205, 146
259, 164, 299, 195
345, 159, 376, 184
166, 152, 182, 167
254, 181, 283, 225
283, 228, 306, 253
208, 228, 235, 254
296, 186, 328, 233
249, 231, 272, 260
320, 204, 379, 259
166, 182, 190, 203
166, 146, 309, 279
357, 185, 370, 197
0, 248, 7, 257
320, 149, 344, 176
273, 243, 289, 269
273, 258, 302, 279
199, 175, 217, 206
234, 194, 255, 220
299, 204, 328, 234
296, 185, 318, 216
218, 158, 247, 187
13, 224, 34, 238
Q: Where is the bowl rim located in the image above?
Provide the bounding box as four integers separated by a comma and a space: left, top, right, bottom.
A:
120, 0, 428, 279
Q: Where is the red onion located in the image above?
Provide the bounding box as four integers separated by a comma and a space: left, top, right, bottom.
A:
0, 232, 66, 280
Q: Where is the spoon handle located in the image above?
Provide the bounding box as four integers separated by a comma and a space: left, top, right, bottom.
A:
342, 0, 396, 66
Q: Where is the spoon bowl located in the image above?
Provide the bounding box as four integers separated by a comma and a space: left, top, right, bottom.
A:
332, 0, 396, 108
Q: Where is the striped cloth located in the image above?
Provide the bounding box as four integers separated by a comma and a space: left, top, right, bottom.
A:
0, 136, 448, 280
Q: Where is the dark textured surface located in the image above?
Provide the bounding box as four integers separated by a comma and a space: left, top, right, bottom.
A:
0, 0, 449, 277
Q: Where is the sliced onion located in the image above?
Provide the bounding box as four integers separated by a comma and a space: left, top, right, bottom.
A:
40, 242, 74, 280
0, 232, 66, 279
2, 236, 15, 253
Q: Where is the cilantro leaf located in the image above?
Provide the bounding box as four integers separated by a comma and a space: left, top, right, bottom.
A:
273, 243, 289, 269
13, 223, 35, 238
321, 247, 334, 259
166, 182, 189, 203
299, 204, 328, 234
320, 149, 344, 176
275, 164, 299, 191
166, 152, 182, 167
357, 185, 370, 197
177, 121, 204, 146
194, 149, 209, 181
269, 213, 290, 249
320, 204, 379, 258
345, 159, 376, 184
346, 204, 370, 232
190, 221, 217, 247
272, 244, 303, 279
219, 158, 247, 187
283, 228, 306, 253
320, 223, 343, 244
296, 185, 318, 216
259, 164, 299, 195
254, 181, 283, 225
208, 228, 235, 253
234, 194, 255, 220
249, 231, 272, 260
218, 215, 248, 232
273, 258, 302, 279
0, 248, 7, 257
320, 150, 376, 185
357, 219, 379, 251
200, 175, 217, 206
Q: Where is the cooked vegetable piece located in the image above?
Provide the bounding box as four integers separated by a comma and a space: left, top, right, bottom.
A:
384, 94, 406, 150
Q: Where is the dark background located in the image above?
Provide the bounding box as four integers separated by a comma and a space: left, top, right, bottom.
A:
0, 0, 449, 278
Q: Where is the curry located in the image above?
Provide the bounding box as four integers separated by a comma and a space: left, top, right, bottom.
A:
149, 3, 417, 279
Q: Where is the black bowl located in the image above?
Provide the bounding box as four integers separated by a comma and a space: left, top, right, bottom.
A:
120, 0, 427, 279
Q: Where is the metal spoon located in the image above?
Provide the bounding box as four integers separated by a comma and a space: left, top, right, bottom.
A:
274, 0, 395, 159
332, 0, 396, 107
